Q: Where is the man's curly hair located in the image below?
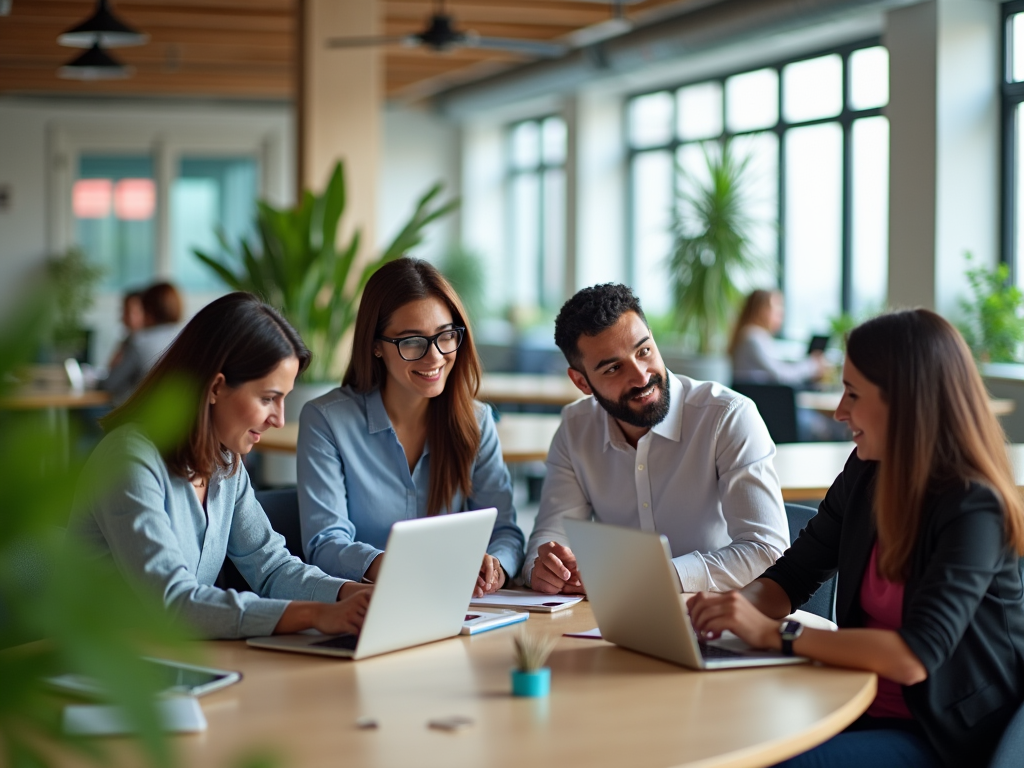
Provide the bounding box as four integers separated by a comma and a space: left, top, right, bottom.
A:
554, 283, 647, 371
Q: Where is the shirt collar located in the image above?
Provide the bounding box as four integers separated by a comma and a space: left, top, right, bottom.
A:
602, 370, 685, 449
365, 388, 392, 434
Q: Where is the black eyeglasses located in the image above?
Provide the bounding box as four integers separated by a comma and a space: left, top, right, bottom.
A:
376, 327, 465, 362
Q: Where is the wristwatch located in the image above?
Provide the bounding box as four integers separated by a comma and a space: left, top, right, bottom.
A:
779, 620, 804, 656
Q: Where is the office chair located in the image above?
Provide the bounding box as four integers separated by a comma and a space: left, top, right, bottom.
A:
732, 383, 800, 444
216, 488, 305, 593
784, 503, 837, 622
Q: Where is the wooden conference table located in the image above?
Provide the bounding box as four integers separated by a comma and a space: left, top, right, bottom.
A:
255, 413, 563, 465
92, 602, 874, 768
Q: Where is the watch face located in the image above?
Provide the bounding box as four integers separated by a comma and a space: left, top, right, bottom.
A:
781, 620, 803, 638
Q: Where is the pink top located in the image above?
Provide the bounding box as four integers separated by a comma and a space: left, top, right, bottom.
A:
860, 541, 913, 719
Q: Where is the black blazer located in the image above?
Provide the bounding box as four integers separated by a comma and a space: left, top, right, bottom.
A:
762, 452, 1024, 767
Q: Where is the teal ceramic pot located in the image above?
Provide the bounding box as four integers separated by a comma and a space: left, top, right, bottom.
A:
511, 667, 550, 697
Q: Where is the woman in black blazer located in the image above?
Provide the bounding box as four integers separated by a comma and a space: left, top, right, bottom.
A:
688, 309, 1024, 768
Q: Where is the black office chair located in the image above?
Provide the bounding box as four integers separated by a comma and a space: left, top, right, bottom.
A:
784, 503, 837, 622
732, 383, 800, 444
216, 488, 305, 593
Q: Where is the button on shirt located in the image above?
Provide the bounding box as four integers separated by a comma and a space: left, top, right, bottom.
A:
525, 373, 789, 591
297, 386, 525, 582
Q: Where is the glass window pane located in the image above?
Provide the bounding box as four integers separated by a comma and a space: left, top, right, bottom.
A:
783, 54, 843, 123
511, 121, 540, 169
730, 132, 779, 288
628, 92, 674, 149
631, 150, 674, 315
1015, 105, 1024, 287
172, 156, 259, 292
541, 117, 566, 166
849, 46, 889, 110
542, 168, 566, 308
784, 123, 843, 338
76, 155, 155, 291
851, 117, 889, 317
677, 81, 723, 141
726, 68, 778, 133
1014, 14, 1024, 82
510, 173, 540, 309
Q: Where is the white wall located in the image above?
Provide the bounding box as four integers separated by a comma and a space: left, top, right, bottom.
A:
377, 103, 461, 261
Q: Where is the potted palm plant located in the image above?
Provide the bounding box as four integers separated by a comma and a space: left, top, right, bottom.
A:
194, 160, 458, 389
665, 141, 769, 383
957, 252, 1024, 364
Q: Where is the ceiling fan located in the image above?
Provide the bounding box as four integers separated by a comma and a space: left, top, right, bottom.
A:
326, 0, 570, 58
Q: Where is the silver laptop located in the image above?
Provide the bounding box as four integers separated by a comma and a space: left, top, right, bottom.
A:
565, 519, 806, 670
247, 508, 497, 660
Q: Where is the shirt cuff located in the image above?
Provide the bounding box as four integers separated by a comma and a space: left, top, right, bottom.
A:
238, 597, 292, 638
311, 575, 349, 604
672, 552, 713, 592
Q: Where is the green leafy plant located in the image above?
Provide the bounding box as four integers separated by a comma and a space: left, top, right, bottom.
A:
668, 141, 770, 355
45, 247, 105, 355
0, 285, 195, 768
194, 161, 458, 382
828, 312, 858, 352
957, 252, 1024, 363
437, 247, 486, 327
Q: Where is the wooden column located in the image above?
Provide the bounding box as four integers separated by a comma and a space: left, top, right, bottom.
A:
297, 0, 381, 250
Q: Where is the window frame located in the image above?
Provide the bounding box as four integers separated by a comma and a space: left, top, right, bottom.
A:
505, 114, 568, 311
1002, 1, 1024, 279
624, 37, 885, 321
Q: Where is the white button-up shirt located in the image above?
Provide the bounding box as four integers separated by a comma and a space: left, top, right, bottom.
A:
525, 372, 789, 592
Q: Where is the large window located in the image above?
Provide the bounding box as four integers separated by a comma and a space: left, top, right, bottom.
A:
507, 116, 567, 311
73, 153, 259, 292
626, 41, 889, 339
1003, 2, 1024, 283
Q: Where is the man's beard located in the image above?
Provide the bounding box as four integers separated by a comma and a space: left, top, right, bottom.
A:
588, 370, 671, 429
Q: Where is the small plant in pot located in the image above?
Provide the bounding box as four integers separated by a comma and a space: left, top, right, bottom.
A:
511, 630, 557, 697
666, 140, 770, 382
43, 247, 105, 363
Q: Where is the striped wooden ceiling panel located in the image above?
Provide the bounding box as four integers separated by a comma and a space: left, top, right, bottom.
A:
0, 0, 695, 100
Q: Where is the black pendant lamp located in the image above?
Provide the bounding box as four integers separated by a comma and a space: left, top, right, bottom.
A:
58, 42, 132, 80
58, 0, 148, 48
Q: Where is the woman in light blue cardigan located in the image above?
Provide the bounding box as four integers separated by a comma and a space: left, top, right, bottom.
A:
74, 293, 371, 640
297, 259, 524, 594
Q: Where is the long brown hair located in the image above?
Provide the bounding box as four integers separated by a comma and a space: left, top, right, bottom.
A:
102, 292, 310, 480
727, 289, 777, 356
344, 258, 482, 515
847, 309, 1024, 580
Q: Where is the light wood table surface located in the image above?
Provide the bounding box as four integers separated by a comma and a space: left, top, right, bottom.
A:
773, 442, 1024, 500
254, 413, 563, 464
796, 390, 1015, 417
479, 373, 580, 406
0, 387, 110, 410
87, 602, 874, 768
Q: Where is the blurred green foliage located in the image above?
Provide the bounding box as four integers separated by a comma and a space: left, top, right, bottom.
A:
0, 285, 195, 768
194, 161, 458, 382
437, 247, 486, 328
669, 141, 771, 355
957, 252, 1024, 363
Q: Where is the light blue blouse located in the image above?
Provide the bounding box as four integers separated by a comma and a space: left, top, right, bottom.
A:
73, 425, 349, 639
296, 386, 525, 582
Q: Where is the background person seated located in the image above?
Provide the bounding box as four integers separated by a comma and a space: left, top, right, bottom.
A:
103, 281, 183, 406
730, 289, 846, 442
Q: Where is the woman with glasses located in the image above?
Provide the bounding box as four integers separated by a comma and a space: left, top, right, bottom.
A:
296, 258, 524, 596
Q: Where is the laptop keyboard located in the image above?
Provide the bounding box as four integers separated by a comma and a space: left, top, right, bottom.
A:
310, 634, 359, 651
698, 641, 746, 660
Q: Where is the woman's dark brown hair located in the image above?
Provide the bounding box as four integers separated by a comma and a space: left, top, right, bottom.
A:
102, 292, 310, 481
846, 309, 1024, 580
727, 289, 777, 356
141, 281, 183, 326
344, 258, 482, 515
